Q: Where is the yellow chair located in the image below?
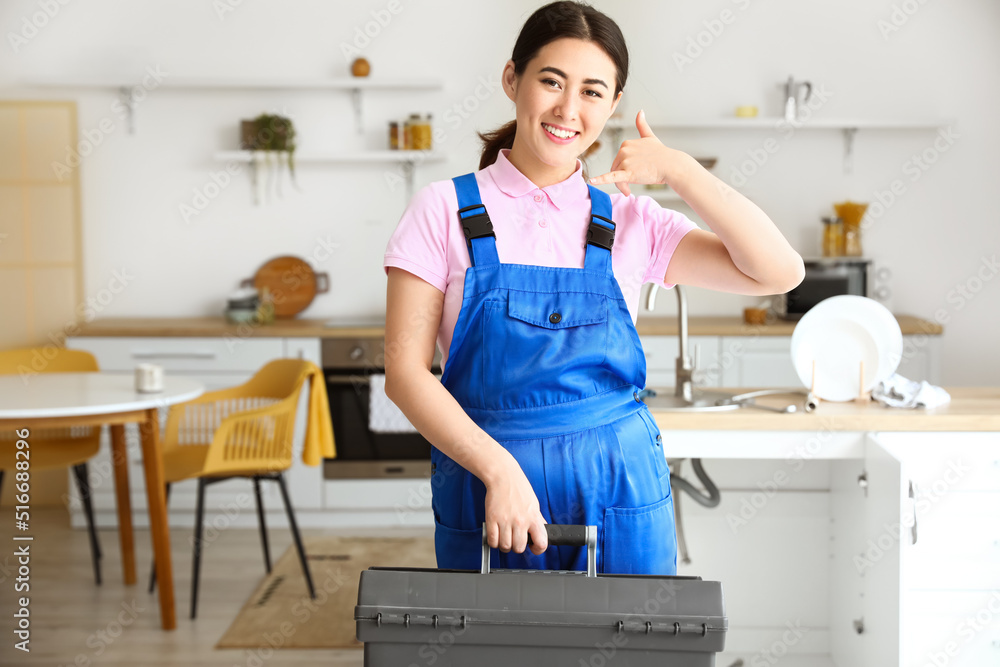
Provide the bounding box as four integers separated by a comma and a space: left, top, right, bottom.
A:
148, 358, 335, 619
0, 347, 104, 584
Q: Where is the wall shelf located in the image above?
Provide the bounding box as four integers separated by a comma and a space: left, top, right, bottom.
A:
24, 75, 448, 204
214, 150, 443, 163
213, 150, 445, 201
601, 116, 954, 174
603, 117, 951, 131
22, 76, 444, 134
23, 76, 444, 90
592, 180, 685, 208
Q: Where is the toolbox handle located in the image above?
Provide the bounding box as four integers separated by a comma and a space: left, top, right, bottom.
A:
481, 524, 598, 577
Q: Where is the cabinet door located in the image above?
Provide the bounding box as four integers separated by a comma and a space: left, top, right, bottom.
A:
875, 432, 1000, 667
67, 336, 284, 372
830, 436, 905, 667
717, 336, 802, 388
860, 434, 906, 667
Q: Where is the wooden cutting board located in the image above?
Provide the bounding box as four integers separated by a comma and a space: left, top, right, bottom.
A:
241, 255, 329, 318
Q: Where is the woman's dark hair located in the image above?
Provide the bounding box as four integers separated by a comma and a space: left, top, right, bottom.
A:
478, 1, 628, 170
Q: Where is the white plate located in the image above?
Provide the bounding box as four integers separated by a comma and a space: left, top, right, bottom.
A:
790, 295, 903, 402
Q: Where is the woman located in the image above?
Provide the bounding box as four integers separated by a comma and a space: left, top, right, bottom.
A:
383, 1, 803, 575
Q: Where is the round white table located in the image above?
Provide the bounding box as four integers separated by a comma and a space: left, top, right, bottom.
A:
0, 372, 204, 630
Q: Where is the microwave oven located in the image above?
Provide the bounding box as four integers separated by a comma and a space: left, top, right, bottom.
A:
777, 258, 874, 320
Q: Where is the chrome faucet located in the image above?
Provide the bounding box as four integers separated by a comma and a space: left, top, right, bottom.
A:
645, 284, 695, 402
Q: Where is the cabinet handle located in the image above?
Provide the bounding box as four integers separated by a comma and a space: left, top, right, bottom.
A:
908, 480, 918, 545
131, 351, 217, 359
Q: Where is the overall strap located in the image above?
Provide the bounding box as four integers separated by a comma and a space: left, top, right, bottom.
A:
584, 184, 616, 275
452, 173, 500, 267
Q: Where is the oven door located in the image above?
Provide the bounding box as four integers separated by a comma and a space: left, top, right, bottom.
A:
322, 367, 436, 479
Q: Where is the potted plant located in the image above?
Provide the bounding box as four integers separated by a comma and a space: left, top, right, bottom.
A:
240, 113, 300, 202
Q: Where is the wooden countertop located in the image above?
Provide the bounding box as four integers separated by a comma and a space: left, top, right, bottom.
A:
636, 314, 941, 336
649, 387, 1000, 432
71, 314, 942, 338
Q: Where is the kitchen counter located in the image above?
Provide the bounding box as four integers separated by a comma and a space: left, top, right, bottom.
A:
70, 317, 386, 338
635, 314, 942, 336
649, 386, 1000, 432
72, 314, 942, 338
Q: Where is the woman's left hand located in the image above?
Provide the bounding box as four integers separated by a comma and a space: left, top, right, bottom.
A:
589, 109, 677, 197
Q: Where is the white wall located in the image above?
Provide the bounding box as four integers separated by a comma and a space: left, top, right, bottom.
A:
1, 0, 997, 384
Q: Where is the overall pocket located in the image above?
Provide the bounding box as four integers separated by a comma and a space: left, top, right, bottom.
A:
433, 520, 485, 571
484, 289, 610, 406
602, 493, 678, 575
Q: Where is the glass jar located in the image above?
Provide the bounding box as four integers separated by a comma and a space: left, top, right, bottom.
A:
844, 224, 862, 257
402, 115, 414, 150
410, 113, 432, 150
822, 217, 844, 257
388, 121, 400, 150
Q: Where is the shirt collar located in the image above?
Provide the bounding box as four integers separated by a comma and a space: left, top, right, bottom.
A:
487, 148, 588, 211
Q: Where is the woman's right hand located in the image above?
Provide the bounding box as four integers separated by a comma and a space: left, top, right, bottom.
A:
483, 455, 548, 556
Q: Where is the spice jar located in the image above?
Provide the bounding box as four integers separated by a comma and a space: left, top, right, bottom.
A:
410, 113, 432, 150
821, 217, 844, 257
388, 121, 400, 150
402, 115, 413, 150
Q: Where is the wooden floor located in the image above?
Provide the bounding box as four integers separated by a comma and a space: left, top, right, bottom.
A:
0, 508, 433, 666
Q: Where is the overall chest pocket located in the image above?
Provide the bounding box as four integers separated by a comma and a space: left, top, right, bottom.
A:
483, 289, 610, 405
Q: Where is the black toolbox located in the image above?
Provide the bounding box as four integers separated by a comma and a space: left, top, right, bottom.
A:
355, 525, 727, 666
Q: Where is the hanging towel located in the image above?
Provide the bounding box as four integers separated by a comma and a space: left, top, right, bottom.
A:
301, 361, 336, 465
871, 373, 951, 409
369, 373, 419, 433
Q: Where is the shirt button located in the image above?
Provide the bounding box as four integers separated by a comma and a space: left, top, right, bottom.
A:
533, 194, 543, 203
538, 220, 547, 228
549, 312, 562, 324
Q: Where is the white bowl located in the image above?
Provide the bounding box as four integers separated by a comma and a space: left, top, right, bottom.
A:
790, 295, 903, 402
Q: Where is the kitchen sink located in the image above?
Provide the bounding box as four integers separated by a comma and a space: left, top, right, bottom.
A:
639, 388, 741, 412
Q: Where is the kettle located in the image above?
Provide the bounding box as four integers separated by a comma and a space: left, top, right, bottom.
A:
783, 76, 813, 122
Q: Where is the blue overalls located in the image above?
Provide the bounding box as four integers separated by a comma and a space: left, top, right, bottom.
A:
431, 172, 678, 575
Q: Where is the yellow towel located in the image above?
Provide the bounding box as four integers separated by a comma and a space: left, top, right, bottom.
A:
301, 361, 336, 465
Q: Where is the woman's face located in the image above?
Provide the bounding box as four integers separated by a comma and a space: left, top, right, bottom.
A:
503, 37, 622, 171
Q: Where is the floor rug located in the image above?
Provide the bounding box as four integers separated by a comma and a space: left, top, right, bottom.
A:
216, 535, 437, 649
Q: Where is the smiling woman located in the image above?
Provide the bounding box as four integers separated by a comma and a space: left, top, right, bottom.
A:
382, 0, 803, 578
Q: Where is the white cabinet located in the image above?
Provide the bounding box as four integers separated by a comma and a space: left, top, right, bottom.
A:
824, 433, 1000, 667
662, 428, 995, 667
64, 335, 324, 528
874, 433, 1000, 667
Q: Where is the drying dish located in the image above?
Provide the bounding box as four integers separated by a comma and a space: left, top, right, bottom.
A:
790, 295, 903, 402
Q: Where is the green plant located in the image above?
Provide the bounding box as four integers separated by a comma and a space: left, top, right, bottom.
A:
242, 113, 299, 190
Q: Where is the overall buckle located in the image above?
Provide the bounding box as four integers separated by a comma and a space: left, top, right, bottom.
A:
458, 204, 495, 246
587, 214, 616, 251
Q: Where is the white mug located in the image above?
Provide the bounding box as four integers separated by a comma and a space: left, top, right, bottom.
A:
135, 363, 165, 393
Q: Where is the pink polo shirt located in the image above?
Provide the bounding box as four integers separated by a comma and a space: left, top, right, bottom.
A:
384, 148, 698, 372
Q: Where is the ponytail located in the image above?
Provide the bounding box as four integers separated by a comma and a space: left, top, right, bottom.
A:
477, 120, 517, 170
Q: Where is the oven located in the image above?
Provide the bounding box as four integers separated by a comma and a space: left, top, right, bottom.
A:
321, 334, 440, 479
